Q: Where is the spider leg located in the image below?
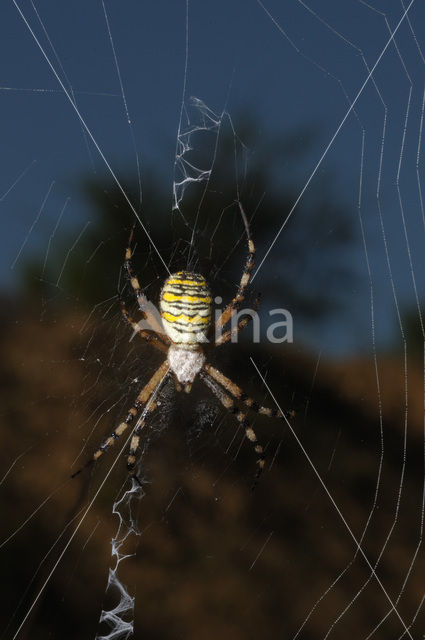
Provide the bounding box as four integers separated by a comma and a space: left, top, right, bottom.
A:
214, 201, 255, 335
120, 296, 168, 354
126, 392, 162, 477
71, 361, 169, 478
204, 363, 295, 420
124, 226, 150, 311
124, 228, 170, 344
200, 371, 265, 488
214, 294, 260, 346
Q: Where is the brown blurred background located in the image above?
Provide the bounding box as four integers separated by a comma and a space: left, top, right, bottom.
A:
1, 122, 424, 640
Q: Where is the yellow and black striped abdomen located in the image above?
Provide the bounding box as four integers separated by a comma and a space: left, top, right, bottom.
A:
160, 271, 212, 344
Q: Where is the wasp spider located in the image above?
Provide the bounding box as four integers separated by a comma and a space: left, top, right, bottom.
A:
73, 204, 294, 487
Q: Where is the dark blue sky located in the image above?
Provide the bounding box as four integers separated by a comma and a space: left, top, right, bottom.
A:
1, 0, 425, 353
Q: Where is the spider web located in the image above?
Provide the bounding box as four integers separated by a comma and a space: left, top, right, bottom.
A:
0, 1, 425, 639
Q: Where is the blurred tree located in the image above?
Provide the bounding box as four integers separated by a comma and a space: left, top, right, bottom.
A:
399, 304, 424, 362
20, 115, 355, 326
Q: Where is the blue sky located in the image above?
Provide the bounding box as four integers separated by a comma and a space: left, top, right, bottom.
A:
1, 0, 424, 353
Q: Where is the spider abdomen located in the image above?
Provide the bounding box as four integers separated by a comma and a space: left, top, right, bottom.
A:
160, 271, 211, 344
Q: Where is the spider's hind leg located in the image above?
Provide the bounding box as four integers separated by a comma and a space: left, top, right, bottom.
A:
213, 201, 256, 335
122, 228, 170, 346
214, 294, 260, 347
119, 294, 168, 353
124, 226, 146, 313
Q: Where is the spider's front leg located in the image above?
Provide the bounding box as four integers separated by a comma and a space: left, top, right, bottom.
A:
200, 372, 265, 488
204, 364, 295, 421
200, 364, 295, 487
71, 361, 169, 479
126, 398, 160, 481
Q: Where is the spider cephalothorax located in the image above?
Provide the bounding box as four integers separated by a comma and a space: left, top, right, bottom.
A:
73, 204, 294, 486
